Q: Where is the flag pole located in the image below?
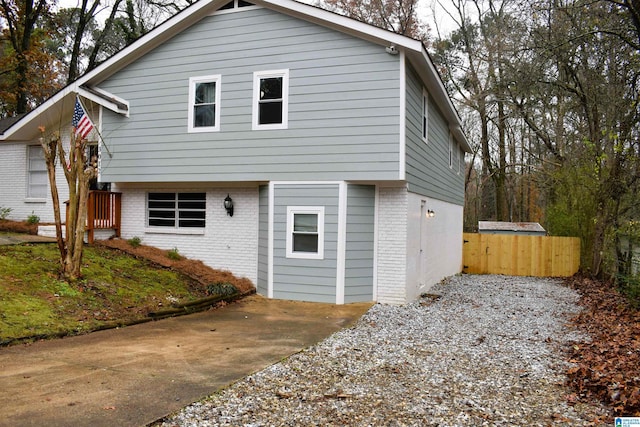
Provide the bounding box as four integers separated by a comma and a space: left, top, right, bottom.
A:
77, 95, 113, 159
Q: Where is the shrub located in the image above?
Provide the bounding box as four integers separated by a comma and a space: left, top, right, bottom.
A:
618, 274, 640, 309
26, 213, 40, 225
167, 247, 181, 260
206, 282, 238, 296
127, 236, 142, 247
0, 207, 12, 220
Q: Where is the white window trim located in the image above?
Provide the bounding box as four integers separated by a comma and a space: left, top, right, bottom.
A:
448, 132, 454, 169
27, 145, 47, 200
188, 75, 221, 133
286, 206, 324, 260
252, 69, 289, 130
422, 88, 429, 143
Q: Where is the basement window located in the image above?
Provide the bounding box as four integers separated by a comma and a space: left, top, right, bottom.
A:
147, 192, 206, 229
286, 206, 324, 259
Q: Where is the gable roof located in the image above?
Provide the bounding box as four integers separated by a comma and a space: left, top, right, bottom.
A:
0, 0, 470, 152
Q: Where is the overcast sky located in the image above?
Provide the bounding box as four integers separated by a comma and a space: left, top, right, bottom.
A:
56, 0, 458, 36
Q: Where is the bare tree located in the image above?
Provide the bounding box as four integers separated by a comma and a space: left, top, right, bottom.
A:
39, 118, 97, 281
319, 0, 429, 40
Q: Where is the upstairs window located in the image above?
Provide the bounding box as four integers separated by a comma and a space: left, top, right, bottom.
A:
286, 206, 324, 259
449, 132, 454, 168
253, 69, 289, 130
422, 88, 429, 142
188, 75, 221, 132
27, 145, 47, 199
148, 192, 206, 228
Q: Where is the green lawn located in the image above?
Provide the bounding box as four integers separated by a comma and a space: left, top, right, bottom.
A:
0, 242, 212, 345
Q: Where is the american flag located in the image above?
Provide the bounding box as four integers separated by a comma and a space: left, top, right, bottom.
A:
73, 98, 93, 139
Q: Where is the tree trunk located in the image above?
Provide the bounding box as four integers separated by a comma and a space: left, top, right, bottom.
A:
40, 134, 66, 271
41, 128, 97, 282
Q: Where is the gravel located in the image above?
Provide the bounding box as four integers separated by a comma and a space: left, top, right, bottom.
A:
158, 274, 607, 426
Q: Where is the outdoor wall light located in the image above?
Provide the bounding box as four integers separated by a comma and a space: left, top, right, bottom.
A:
224, 194, 234, 217
427, 209, 435, 218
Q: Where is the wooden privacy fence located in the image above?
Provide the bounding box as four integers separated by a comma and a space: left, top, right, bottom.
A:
463, 233, 580, 277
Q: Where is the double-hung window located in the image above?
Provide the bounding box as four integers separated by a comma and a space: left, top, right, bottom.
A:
253, 69, 289, 130
422, 88, 429, 142
188, 75, 221, 132
449, 132, 454, 168
147, 192, 206, 229
286, 206, 324, 259
27, 145, 47, 199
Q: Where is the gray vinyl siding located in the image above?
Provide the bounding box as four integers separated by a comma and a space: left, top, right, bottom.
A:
272, 184, 338, 303
99, 7, 401, 183
344, 184, 374, 303
257, 185, 269, 295
405, 64, 464, 205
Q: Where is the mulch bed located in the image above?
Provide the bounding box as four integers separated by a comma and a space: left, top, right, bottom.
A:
0, 219, 38, 234
95, 238, 255, 295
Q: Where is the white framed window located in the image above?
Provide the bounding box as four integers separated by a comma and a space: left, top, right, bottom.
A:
448, 132, 454, 168
188, 75, 221, 132
286, 206, 324, 259
27, 145, 47, 199
147, 192, 206, 229
253, 69, 289, 130
458, 145, 463, 174
422, 88, 429, 142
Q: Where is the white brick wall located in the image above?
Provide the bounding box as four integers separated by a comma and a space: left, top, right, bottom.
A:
113, 184, 259, 284
375, 187, 464, 305
376, 186, 408, 305
0, 143, 69, 223
406, 193, 464, 299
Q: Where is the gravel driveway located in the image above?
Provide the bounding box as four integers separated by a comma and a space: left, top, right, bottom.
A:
158, 274, 607, 426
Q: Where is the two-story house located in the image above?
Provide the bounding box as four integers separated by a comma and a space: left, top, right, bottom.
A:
0, 0, 470, 304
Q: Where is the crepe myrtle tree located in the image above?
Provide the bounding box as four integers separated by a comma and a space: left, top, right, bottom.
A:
38, 125, 97, 281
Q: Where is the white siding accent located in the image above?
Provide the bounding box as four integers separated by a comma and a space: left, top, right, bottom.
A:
268, 182, 275, 298
375, 186, 408, 304
0, 142, 69, 223
114, 184, 258, 283
335, 181, 347, 304
398, 49, 406, 181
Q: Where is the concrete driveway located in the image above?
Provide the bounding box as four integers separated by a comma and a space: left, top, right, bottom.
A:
0, 295, 372, 427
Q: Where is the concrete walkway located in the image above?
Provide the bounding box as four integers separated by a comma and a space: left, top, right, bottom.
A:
0, 233, 56, 245
0, 295, 372, 427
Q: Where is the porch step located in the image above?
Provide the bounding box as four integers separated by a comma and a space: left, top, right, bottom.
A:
37, 225, 64, 238
37, 225, 116, 243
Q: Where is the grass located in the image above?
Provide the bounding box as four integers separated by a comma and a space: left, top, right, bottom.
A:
0, 242, 214, 345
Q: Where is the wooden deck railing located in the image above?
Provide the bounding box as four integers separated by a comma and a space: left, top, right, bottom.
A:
86, 191, 121, 243
64, 191, 121, 243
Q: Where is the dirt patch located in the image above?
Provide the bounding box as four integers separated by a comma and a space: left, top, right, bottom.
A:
95, 239, 255, 295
